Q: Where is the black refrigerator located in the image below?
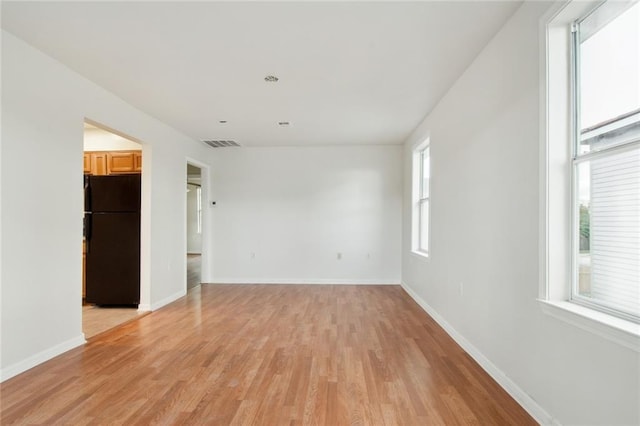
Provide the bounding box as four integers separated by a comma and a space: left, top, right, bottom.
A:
84, 174, 141, 306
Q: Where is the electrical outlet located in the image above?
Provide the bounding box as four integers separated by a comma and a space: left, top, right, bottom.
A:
459, 282, 464, 296
367, 253, 371, 260
250, 252, 255, 259
337, 252, 342, 260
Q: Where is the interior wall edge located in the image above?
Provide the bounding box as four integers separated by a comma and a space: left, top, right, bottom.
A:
1, 30, 212, 376
150, 289, 186, 311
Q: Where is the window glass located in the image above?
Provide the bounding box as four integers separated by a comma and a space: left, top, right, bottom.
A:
412, 141, 430, 256
573, 1, 640, 321
419, 200, 429, 252
578, 2, 640, 153
421, 147, 430, 199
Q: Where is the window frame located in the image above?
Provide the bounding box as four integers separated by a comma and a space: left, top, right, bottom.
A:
540, 0, 640, 351
412, 140, 430, 258
569, 3, 640, 323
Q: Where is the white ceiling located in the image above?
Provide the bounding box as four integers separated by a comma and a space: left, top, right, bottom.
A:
2, 1, 521, 147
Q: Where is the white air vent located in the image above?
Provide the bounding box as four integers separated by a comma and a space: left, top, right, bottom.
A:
202, 140, 241, 148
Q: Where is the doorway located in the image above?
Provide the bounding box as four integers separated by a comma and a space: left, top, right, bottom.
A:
186, 163, 203, 290
82, 121, 145, 339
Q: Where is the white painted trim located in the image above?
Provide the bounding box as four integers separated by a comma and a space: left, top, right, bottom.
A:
538, 300, 640, 352
410, 250, 429, 260
411, 131, 431, 151
208, 278, 399, 285
0, 334, 86, 383
138, 303, 151, 312
139, 142, 152, 312
400, 282, 557, 426
150, 289, 186, 311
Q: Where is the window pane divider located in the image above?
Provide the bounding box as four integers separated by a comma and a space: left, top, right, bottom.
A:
573, 138, 640, 163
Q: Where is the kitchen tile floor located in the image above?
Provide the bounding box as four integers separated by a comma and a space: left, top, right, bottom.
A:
82, 305, 145, 339
82, 254, 201, 339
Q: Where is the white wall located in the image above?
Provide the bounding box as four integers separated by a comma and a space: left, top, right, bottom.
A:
84, 127, 142, 151
186, 184, 202, 254
401, 2, 639, 425
209, 146, 402, 284
0, 31, 211, 381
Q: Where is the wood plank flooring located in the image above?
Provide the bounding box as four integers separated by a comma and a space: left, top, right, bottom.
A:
0, 285, 536, 425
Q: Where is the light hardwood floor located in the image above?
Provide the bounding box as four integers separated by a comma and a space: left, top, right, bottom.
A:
1, 285, 536, 425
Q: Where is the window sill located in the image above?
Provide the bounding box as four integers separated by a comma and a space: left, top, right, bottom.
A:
411, 250, 429, 260
538, 300, 640, 352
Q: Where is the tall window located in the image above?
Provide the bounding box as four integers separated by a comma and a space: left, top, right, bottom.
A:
412, 142, 430, 256
572, 1, 640, 322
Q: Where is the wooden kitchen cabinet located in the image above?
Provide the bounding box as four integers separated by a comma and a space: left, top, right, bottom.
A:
91, 152, 108, 176
84, 150, 141, 175
107, 151, 137, 174
134, 151, 142, 172
83, 153, 92, 174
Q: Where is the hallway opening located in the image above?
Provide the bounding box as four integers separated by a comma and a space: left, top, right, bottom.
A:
186, 163, 202, 290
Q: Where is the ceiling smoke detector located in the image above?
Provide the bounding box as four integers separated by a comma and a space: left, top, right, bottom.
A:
201, 140, 241, 148
264, 75, 279, 82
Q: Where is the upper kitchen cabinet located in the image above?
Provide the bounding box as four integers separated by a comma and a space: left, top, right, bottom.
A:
107, 151, 136, 174
83, 153, 91, 174
84, 150, 141, 175
91, 152, 108, 176
134, 151, 142, 172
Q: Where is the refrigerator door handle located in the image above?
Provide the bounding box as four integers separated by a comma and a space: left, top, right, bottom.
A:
84, 177, 91, 212
85, 213, 92, 253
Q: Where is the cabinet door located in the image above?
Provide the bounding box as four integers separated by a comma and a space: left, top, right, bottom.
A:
83, 153, 91, 174
134, 151, 142, 172
107, 152, 136, 174
91, 153, 108, 176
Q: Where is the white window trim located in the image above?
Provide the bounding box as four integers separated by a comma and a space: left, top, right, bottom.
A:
412, 138, 430, 259
539, 0, 640, 352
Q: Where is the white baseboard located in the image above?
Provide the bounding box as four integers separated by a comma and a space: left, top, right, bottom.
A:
138, 303, 151, 312
150, 289, 186, 311
207, 278, 399, 285
400, 281, 556, 425
0, 334, 86, 383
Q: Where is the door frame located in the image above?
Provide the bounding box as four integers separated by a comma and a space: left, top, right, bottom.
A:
83, 118, 151, 311
185, 157, 211, 289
